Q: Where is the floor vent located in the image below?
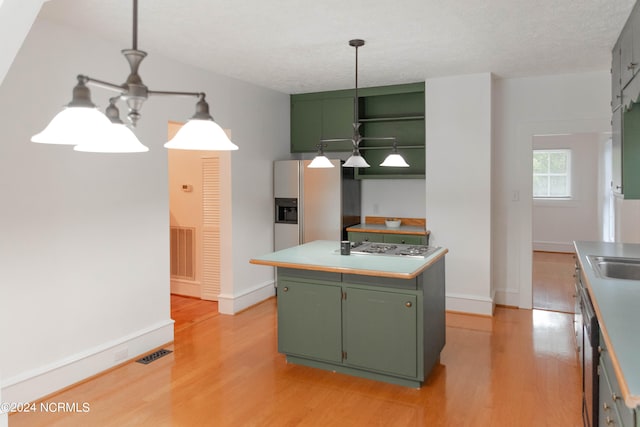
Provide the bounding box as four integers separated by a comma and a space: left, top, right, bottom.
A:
136, 349, 173, 365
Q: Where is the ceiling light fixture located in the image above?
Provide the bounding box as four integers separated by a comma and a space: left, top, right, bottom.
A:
309, 39, 408, 169
31, 0, 238, 153
307, 143, 335, 168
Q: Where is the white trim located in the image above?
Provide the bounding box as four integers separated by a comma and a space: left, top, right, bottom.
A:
218, 280, 275, 314
445, 293, 495, 316
532, 241, 574, 253
170, 278, 202, 298
493, 289, 520, 307
2, 320, 174, 405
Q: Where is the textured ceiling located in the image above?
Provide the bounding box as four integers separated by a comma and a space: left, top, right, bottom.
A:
37, 0, 636, 94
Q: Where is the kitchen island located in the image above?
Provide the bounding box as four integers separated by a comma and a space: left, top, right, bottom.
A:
250, 240, 448, 387
574, 241, 640, 425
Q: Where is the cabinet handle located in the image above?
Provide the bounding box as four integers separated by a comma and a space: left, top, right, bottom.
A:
606, 415, 614, 425
405, 301, 412, 308
628, 62, 638, 70
612, 393, 619, 401
283, 287, 289, 292
603, 402, 610, 411
598, 345, 605, 354
401, 240, 406, 244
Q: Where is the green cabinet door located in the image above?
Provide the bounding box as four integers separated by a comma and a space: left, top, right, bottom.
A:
277, 279, 343, 363
291, 98, 322, 153
343, 287, 417, 377
322, 97, 354, 151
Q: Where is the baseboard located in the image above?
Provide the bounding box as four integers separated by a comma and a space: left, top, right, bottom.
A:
493, 288, 520, 307
218, 280, 276, 314
1, 320, 174, 405
533, 241, 574, 253
170, 279, 201, 298
445, 293, 495, 316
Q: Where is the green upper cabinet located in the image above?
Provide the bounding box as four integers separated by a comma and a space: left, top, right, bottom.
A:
290, 82, 425, 178
291, 91, 354, 153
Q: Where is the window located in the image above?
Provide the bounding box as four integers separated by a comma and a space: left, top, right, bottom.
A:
533, 149, 571, 198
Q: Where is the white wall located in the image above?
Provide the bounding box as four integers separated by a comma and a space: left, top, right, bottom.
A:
425, 73, 493, 315
361, 179, 426, 220
532, 133, 601, 252
0, 0, 43, 85
492, 71, 611, 308
0, 16, 288, 403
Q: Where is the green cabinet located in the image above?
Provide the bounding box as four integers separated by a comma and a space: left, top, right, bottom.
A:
277, 278, 342, 363
347, 231, 427, 245
611, 1, 640, 199
290, 93, 354, 153
598, 329, 637, 426
343, 287, 417, 377
290, 82, 425, 178
276, 261, 445, 387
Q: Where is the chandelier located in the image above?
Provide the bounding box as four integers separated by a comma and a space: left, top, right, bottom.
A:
308, 39, 408, 169
31, 0, 238, 153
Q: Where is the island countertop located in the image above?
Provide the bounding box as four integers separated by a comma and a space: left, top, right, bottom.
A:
250, 240, 447, 279
574, 241, 640, 409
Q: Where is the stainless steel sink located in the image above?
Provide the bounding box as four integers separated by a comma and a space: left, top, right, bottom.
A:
587, 255, 640, 280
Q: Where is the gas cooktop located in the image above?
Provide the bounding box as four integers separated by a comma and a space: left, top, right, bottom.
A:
349, 241, 439, 258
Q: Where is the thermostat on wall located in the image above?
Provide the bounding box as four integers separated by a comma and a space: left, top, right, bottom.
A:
181, 184, 193, 192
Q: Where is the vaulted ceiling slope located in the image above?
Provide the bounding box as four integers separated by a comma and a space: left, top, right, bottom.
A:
38, 0, 635, 94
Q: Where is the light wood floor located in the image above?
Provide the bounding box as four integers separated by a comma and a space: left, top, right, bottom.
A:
10, 292, 582, 427
532, 251, 576, 313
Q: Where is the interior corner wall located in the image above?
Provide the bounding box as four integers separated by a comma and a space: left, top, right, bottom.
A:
0, 15, 289, 403
425, 73, 493, 316
0, 0, 43, 85
492, 71, 611, 308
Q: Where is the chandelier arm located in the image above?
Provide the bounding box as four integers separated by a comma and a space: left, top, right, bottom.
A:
147, 89, 203, 98
358, 145, 422, 150
82, 75, 127, 94
320, 138, 353, 143
360, 137, 396, 141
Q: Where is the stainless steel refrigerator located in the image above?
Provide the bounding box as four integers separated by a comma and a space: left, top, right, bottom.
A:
274, 159, 361, 251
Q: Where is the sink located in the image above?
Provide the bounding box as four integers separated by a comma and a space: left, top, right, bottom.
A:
587, 255, 640, 280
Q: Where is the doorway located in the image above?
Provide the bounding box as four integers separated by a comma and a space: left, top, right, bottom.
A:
531, 132, 605, 312
167, 121, 232, 323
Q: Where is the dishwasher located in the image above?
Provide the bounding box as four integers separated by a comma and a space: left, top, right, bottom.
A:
576, 261, 599, 427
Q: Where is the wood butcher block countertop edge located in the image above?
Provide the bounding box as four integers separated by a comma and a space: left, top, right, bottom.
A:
250, 240, 447, 280
346, 224, 429, 236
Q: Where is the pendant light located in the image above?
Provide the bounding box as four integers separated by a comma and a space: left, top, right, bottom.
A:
308, 39, 408, 168
308, 143, 335, 168
380, 143, 410, 167
31, 0, 237, 153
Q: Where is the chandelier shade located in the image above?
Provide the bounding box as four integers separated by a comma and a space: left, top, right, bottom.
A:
31, 106, 112, 146
74, 122, 149, 153
164, 119, 238, 151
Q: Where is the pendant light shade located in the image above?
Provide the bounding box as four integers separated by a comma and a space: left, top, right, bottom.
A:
308, 143, 335, 168
343, 148, 370, 168
380, 144, 409, 167
164, 95, 238, 150
31, 106, 112, 145
74, 123, 149, 153
308, 155, 334, 168
164, 119, 238, 150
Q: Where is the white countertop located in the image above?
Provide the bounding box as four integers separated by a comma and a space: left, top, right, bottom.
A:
250, 240, 447, 279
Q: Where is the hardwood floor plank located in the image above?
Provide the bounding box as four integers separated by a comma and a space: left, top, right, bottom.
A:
9, 297, 582, 427
533, 251, 576, 313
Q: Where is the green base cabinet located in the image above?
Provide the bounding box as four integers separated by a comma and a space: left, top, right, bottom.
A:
598, 329, 637, 427
275, 257, 445, 387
